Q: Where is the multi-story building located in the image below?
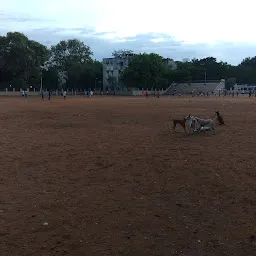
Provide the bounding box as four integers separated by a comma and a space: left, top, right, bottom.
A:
102, 55, 177, 91
102, 53, 135, 91
162, 58, 177, 70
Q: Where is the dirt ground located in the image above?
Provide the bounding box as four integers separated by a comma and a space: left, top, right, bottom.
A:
1, 95, 256, 256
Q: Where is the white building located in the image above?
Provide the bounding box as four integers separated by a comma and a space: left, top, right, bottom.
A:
102, 53, 135, 91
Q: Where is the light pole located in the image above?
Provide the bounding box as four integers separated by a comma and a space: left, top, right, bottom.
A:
40, 61, 50, 91
204, 69, 207, 85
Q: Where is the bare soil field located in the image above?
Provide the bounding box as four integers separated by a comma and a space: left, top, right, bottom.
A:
1, 96, 256, 256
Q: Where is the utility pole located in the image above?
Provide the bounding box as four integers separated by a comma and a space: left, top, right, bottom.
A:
204, 69, 207, 85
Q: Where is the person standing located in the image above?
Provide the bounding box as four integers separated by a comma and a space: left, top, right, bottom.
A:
41, 90, 44, 100
63, 90, 67, 100
48, 89, 51, 100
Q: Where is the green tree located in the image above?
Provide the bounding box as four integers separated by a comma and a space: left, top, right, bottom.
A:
50, 39, 102, 89
51, 39, 93, 70
121, 53, 169, 89
0, 32, 49, 89
225, 77, 236, 90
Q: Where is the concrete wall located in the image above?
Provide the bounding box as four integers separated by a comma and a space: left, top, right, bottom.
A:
132, 89, 165, 96
0, 89, 168, 97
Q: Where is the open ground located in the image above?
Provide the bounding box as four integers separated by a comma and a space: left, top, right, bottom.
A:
1, 96, 256, 256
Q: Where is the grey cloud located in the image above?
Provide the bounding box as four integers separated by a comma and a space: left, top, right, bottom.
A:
1, 24, 256, 64
0, 10, 53, 23
92, 31, 116, 36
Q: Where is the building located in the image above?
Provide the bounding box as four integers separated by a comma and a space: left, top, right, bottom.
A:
102, 53, 135, 91
102, 55, 177, 91
162, 58, 177, 70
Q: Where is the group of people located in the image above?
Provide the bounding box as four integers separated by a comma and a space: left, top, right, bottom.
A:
143, 90, 160, 98
21, 90, 28, 97
85, 90, 93, 97
41, 90, 67, 100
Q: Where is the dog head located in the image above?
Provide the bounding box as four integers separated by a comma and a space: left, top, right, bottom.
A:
184, 114, 191, 120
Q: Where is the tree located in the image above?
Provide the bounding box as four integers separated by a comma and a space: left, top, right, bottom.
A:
51, 39, 93, 70
225, 77, 236, 90
0, 32, 49, 89
50, 39, 98, 89
121, 53, 169, 89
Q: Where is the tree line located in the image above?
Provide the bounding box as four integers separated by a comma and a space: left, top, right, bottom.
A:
1, 31, 256, 91
0, 32, 102, 90
120, 53, 256, 90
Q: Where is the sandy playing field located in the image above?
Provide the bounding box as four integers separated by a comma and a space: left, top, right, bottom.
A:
1, 96, 256, 256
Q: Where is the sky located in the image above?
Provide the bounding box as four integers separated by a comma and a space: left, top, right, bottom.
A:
1, 0, 256, 64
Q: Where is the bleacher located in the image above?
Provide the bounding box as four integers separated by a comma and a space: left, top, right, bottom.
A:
163, 81, 222, 95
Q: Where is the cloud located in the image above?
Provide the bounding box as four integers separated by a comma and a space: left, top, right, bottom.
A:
1, 0, 256, 64
1, 25, 256, 64
0, 10, 52, 23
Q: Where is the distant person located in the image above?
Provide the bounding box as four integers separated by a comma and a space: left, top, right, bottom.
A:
41, 90, 44, 100
114, 91, 116, 96
90, 90, 93, 97
22, 90, 25, 97
249, 91, 252, 97
48, 90, 51, 100
24, 90, 28, 98
146, 90, 149, 97
237, 91, 239, 97
63, 90, 67, 100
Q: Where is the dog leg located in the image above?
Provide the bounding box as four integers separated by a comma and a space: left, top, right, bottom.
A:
173, 122, 176, 132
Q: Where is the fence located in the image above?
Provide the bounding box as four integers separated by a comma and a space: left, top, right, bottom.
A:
0, 87, 169, 97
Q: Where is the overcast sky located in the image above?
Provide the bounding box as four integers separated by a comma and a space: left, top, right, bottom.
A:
1, 0, 256, 64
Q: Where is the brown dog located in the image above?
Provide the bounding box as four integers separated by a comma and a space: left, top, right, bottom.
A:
216, 111, 224, 125
173, 118, 187, 132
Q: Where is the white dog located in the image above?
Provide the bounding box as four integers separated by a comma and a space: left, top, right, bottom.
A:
185, 115, 215, 135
